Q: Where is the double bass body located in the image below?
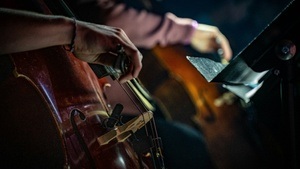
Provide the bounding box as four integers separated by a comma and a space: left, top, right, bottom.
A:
0, 46, 147, 168
0, 1, 160, 168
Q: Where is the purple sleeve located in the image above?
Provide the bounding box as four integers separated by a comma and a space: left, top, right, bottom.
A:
104, 4, 198, 49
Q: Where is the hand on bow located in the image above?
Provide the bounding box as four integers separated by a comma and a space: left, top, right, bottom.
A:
73, 21, 143, 83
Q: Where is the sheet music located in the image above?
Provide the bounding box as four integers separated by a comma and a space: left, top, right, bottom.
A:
187, 56, 269, 85
187, 56, 269, 102
186, 56, 225, 82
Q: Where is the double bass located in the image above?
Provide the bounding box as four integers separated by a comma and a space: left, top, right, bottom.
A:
138, 46, 265, 169
0, 0, 164, 168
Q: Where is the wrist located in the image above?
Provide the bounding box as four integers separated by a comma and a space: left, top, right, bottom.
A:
165, 13, 199, 45
49, 16, 75, 48
63, 17, 76, 52
185, 20, 198, 45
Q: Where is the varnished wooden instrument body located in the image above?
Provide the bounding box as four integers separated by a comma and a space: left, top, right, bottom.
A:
0, 1, 159, 168
139, 45, 263, 169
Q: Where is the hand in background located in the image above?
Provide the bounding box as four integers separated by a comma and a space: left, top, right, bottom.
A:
190, 23, 232, 62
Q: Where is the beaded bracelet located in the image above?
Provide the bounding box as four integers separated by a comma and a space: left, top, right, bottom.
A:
64, 17, 77, 52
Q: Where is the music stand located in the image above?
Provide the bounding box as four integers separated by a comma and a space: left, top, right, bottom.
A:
187, 0, 299, 168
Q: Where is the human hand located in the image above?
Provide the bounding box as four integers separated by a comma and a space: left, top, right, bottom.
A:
73, 21, 143, 83
190, 24, 232, 62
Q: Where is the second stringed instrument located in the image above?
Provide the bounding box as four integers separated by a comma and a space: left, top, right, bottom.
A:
138, 45, 265, 169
